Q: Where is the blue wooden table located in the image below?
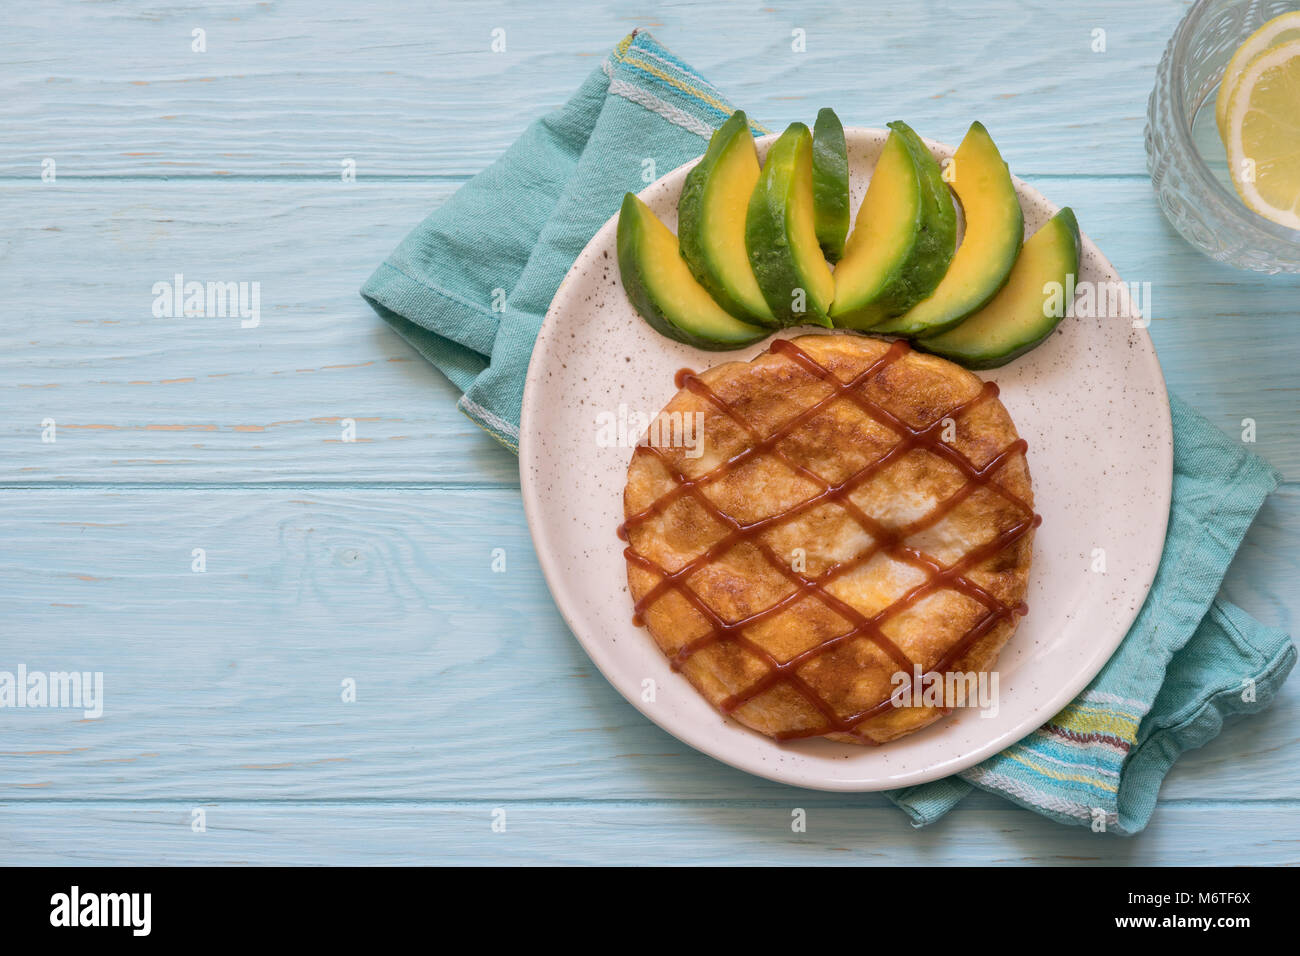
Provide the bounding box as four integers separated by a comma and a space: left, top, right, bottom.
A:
2, 0, 1296, 865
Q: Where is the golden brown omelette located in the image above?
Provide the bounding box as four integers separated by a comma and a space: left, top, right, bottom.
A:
620, 333, 1037, 745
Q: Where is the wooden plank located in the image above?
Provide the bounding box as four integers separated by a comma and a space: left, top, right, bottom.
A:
1, 798, 1295, 865
0, 181, 517, 485
1, 0, 1186, 179
5, 0, 1295, 870
0, 487, 1292, 803
2, 178, 1297, 484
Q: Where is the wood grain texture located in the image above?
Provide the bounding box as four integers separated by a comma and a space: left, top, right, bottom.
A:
0, 182, 518, 485
0, 488, 1292, 807
4, 180, 1299, 484
1, 0, 1186, 179
2, 799, 1294, 866
0, 0, 1296, 865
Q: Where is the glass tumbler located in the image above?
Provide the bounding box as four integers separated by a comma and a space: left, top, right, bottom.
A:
1146, 0, 1300, 273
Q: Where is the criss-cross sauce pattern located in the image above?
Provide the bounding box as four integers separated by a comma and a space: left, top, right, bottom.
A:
619, 338, 1040, 742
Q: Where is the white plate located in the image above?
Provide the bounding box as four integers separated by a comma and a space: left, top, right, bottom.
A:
520, 128, 1172, 791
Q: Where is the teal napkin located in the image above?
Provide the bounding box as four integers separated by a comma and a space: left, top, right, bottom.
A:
361, 30, 1294, 832
886, 393, 1294, 834
362, 30, 766, 452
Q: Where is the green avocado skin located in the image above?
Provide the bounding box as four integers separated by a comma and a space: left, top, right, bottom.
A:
885, 121, 958, 318
677, 110, 777, 327
874, 121, 1023, 337
745, 124, 833, 329
812, 108, 850, 263
617, 195, 767, 351
833, 121, 957, 330
916, 208, 1081, 370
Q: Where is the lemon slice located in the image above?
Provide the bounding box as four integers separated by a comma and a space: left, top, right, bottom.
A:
1215, 11, 1300, 140
1224, 39, 1300, 231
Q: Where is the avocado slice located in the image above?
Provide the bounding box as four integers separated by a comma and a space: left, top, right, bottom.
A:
677, 111, 777, 326
830, 121, 956, 331
618, 193, 769, 351
745, 123, 835, 328
874, 121, 1023, 337
812, 108, 850, 263
917, 208, 1081, 369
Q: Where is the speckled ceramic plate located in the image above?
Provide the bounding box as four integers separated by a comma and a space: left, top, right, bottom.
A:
520, 128, 1172, 791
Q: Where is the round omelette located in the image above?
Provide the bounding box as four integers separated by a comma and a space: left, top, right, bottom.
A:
620, 332, 1037, 745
